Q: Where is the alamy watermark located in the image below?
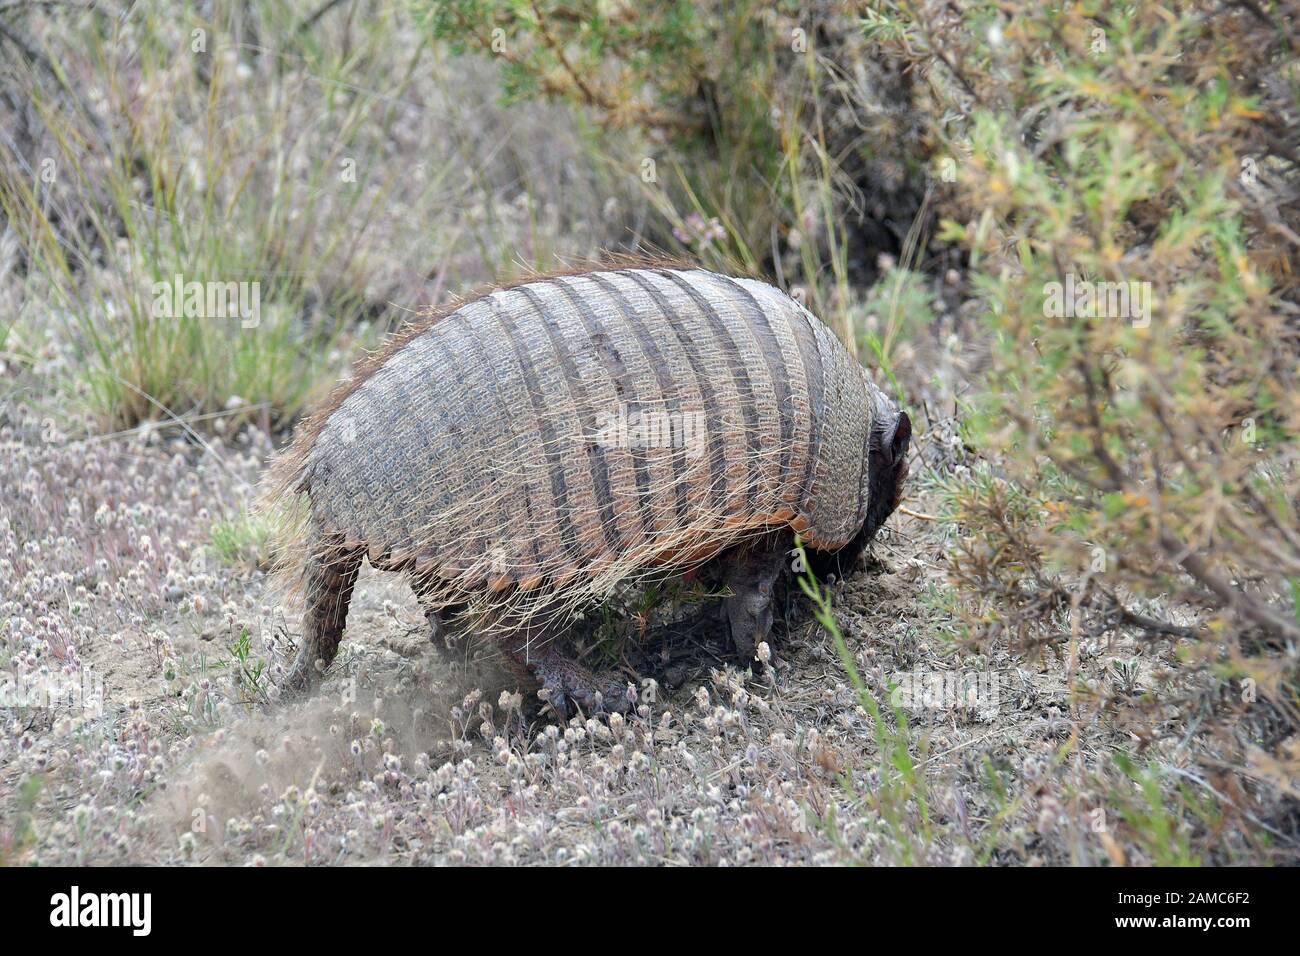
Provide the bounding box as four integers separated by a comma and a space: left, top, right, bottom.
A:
1, 665, 106, 718
151, 273, 260, 328
593, 405, 706, 456
1043, 273, 1152, 328
50, 886, 151, 936
890, 670, 1001, 718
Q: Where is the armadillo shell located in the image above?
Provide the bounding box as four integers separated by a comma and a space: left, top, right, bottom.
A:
300, 267, 881, 596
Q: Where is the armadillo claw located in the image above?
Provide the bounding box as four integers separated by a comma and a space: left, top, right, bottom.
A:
278, 658, 313, 698
538, 681, 572, 721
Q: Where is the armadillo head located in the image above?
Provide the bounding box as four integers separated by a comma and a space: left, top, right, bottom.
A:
805, 373, 911, 580
860, 376, 912, 544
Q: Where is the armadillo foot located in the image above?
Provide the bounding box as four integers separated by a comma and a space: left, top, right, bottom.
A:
501, 640, 630, 719
279, 655, 314, 697
721, 537, 789, 665
280, 642, 334, 697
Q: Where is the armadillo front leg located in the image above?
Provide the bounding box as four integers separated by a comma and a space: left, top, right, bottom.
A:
281, 545, 364, 694
721, 535, 790, 665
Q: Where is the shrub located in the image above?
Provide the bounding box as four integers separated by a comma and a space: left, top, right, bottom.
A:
422, 0, 932, 345
868, 0, 1300, 845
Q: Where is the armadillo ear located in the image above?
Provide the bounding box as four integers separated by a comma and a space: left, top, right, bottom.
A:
890, 412, 912, 463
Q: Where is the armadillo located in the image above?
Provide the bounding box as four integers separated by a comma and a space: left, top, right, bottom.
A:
267, 261, 910, 714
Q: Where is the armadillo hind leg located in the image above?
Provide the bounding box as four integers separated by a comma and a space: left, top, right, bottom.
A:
494, 611, 630, 719
721, 533, 792, 665
281, 545, 364, 694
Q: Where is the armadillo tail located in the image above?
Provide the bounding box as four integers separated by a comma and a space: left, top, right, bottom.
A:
280, 540, 364, 693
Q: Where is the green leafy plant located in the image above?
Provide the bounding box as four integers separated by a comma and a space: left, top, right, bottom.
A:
210, 511, 274, 571
213, 627, 270, 705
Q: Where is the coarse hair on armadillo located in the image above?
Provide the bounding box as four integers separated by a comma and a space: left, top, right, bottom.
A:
260, 256, 701, 614
260, 255, 894, 634
260, 256, 709, 624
